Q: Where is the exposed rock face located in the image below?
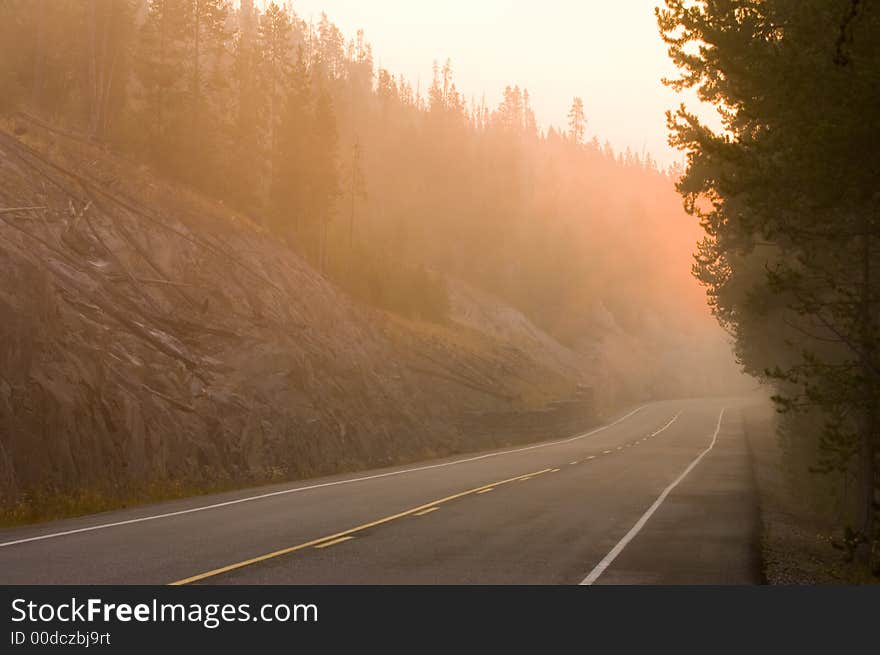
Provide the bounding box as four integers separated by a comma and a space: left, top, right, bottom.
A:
0, 128, 588, 522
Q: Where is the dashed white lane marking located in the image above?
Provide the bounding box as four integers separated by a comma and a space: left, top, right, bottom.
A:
579, 408, 726, 585
587, 456, 596, 460
313, 536, 354, 549
0, 405, 655, 549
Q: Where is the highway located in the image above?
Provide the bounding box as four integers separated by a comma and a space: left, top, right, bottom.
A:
0, 398, 763, 585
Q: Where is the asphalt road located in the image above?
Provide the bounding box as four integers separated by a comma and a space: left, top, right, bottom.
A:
0, 398, 763, 585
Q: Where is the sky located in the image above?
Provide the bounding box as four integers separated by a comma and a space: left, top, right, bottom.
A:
262, 1, 714, 167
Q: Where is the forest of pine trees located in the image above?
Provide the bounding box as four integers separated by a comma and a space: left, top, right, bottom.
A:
0, 0, 696, 342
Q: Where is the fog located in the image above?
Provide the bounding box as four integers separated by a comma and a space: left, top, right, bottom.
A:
0, 0, 751, 408
0, 0, 751, 520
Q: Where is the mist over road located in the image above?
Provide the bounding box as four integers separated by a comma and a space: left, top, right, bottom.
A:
0, 399, 762, 585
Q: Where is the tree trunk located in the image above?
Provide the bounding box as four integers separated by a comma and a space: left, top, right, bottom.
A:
856, 407, 877, 571
192, 0, 201, 161
87, 0, 115, 141
96, 0, 114, 140
88, 0, 98, 136
157, 0, 167, 155
856, 228, 878, 571
31, 0, 46, 114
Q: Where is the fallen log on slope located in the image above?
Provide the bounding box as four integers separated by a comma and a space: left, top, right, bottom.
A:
0, 206, 46, 214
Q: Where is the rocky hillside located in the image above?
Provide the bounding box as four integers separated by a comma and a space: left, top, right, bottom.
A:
0, 119, 593, 524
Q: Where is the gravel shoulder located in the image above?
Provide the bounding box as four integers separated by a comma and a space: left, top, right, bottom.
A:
743, 399, 859, 584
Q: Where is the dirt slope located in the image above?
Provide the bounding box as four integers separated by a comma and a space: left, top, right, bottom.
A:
0, 122, 587, 523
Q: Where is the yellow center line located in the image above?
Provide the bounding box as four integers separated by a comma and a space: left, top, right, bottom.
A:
476, 488, 494, 494
313, 536, 353, 549
518, 469, 552, 482
550, 468, 561, 473
169, 467, 554, 585
414, 507, 439, 516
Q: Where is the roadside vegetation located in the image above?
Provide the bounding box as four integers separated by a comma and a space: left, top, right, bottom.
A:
659, 0, 880, 579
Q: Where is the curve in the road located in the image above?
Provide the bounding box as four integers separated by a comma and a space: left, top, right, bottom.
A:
0, 404, 650, 550
170, 411, 683, 585
580, 407, 725, 584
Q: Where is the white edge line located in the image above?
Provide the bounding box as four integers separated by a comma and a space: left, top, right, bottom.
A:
1, 404, 661, 548
579, 407, 725, 586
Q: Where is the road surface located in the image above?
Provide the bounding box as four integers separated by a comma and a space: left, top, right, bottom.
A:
0, 398, 763, 584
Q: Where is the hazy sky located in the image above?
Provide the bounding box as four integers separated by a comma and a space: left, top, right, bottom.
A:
268, 1, 712, 166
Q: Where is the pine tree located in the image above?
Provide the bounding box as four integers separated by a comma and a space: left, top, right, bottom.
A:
86, 0, 136, 140
137, 0, 190, 167
567, 96, 586, 145
376, 68, 397, 117
659, 0, 880, 570
0, 2, 28, 111
272, 49, 313, 238
312, 88, 341, 270
258, 1, 292, 184
228, 0, 263, 209
522, 89, 537, 136
184, 0, 228, 175
346, 136, 367, 251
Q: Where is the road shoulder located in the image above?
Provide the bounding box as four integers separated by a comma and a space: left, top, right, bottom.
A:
592, 404, 764, 584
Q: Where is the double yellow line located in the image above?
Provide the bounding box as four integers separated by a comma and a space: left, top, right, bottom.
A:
170, 467, 554, 585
